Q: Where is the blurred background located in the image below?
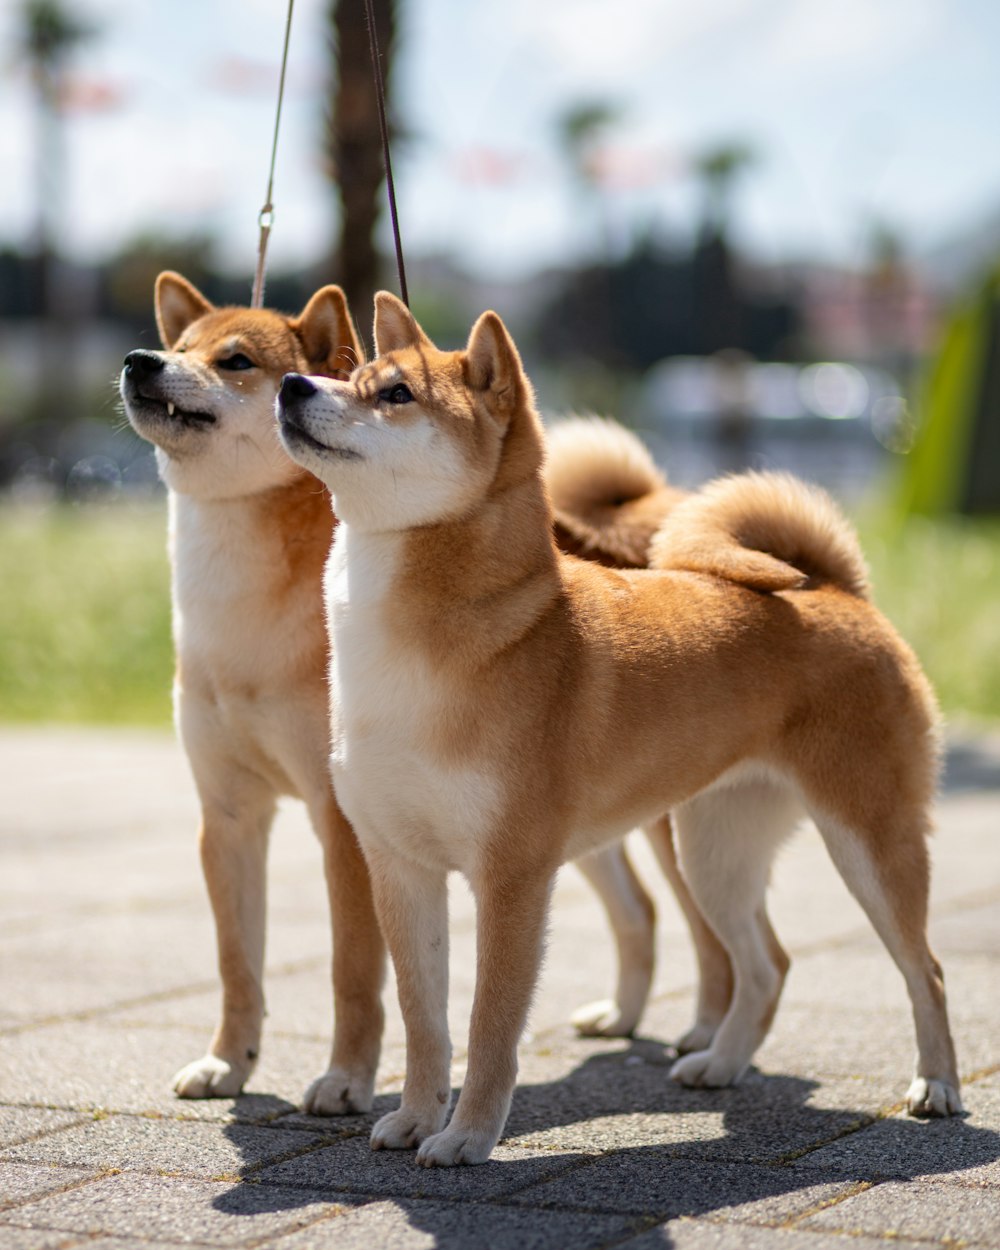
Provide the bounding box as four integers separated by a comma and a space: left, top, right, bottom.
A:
1, 0, 998, 725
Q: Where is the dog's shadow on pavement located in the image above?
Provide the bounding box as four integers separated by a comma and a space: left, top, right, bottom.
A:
210, 1037, 1000, 1247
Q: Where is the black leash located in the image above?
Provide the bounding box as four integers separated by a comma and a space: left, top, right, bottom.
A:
364, 0, 408, 307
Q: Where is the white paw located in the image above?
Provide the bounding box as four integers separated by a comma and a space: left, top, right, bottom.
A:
675, 1021, 719, 1055
670, 1048, 747, 1089
571, 998, 639, 1038
370, 1104, 448, 1151
906, 1077, 964, 1117
302, 1066, 375, 1116
172, 1054, 249, 1099
416, 1124, 497, 1167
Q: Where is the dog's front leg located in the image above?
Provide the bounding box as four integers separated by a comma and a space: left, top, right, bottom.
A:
417, 864, 555, 1167
302, 795, 387, 1116
173, 786, 275, 1098
366, 849, 452, 1150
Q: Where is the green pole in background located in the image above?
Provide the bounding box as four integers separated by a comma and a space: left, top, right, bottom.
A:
905, 265, 1000, 515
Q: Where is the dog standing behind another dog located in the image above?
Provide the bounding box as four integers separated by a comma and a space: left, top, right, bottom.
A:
120, 273, 386, 1113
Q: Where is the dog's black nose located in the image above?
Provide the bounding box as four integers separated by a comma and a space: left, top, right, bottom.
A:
124, 350, 165, 377
280, 373, 317, 403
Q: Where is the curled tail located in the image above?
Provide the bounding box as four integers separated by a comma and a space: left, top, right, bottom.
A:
649, 471, 870, 598
545, 416, 686, 569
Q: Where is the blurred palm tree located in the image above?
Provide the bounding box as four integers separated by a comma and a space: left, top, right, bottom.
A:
17, 0, 98, 423
19, 0, 95, 292
555, 99, 623, 259
692, 140, 756, 243
557, 101, 622, 181
326, 0, 399, 327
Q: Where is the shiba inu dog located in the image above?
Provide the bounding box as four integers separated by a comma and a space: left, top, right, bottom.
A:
119, 272, 386, 1113
117, 273, 731, 1108
547, 417, 749, 1052
276, 293, 961, 1167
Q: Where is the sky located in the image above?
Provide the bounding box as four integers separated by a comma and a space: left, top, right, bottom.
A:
2, 0, 999, 283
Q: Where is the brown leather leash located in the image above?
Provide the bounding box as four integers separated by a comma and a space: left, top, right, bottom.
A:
251, 0, 295, 309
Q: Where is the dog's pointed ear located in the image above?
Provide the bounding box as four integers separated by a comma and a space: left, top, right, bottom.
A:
373, 291, 432, 355
291, 285, 364, 376
155, 272, 214, 348
464, 311, 526, 416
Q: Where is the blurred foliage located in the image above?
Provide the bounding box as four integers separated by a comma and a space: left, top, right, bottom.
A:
0, 502, 172, 723
859, 509, 1000, 726
0, 497, 997, 726
534, 238, 800, 369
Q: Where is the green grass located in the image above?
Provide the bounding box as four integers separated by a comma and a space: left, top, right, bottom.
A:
859, 510, 1000, 727
0, 501, 173, 725
0, 497, 998, 726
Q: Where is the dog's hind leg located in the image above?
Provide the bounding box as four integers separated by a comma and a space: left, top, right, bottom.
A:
302, 795, 387, 1116
172, 776, 276, 1099
571, 840, 655, 1038
644, 814, 737, 1054
809, 807, 961, 1116
669, 778, 800, 1089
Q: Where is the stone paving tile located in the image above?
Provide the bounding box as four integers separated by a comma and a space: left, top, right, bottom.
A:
777, 944, 999, 1017
0, 908, 221, 1022
1, 1115, 335, 1180
755, 998, 998, 1084
72, 1242, 223, 1250
0, 1229, 80, 1249
507, 1154, 862, 1222
615, 1217, 936, 1249
0, 1173, 345, 1245
790, 1071, 1000, 1186
931, 899, 1000, 957
254, 1196, 640, 1250
0, 1161, 96, 1210
801, 1178, 1000, 1245
0, 904, 339, 1027
256, 1131, 590, 1201
0, 1021, 344, 1122
504, 1048, 893, 1163
1, 729, 997, 1249
0, 1107, 88, 1148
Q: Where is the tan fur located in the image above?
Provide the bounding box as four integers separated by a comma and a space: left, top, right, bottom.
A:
545, 419, 769, 1049
276, 297, 959, 1165
546, 416, 688, 567
650, 470, 871, 597
120, 273, 385, 1111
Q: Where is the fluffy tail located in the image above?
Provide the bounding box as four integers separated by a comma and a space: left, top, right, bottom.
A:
649, 471, 870, 597
545, 416, 686, 569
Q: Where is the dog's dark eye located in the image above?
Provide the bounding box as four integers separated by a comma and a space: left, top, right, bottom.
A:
379, 383, 413, 405
217, 353, 254, 371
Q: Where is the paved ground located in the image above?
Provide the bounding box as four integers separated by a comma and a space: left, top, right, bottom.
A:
0, 725, 998, 1250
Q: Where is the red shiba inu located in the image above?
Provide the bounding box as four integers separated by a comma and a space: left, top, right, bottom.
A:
119, 273, 386, 1114
275, 294, 961, 1166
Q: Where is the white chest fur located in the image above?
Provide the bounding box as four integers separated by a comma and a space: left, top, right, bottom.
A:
169, 493, 325, 799
325, 525, 501, 873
